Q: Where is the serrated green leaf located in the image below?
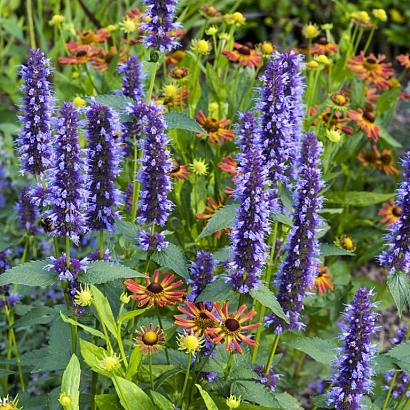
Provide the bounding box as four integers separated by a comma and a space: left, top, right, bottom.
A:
196, 278, 233, 302
150, 391, 174, 410
90, 95, 134, 121
320, 243, 354, 257
60, 354, 81, 410
250, 284, 289, 323
14, 306, 57, 328
326, 191, 395, 206
60, 312, 106, 339
387, 271, 410, 315
115, 220, 140, 242
112, 376, 155, 410
282, 334, 337, 365
232, 380, 279, 408
213, 246, 230, 263
196, 384, 218, 410
0, 260, 54, 287
152, 243, 188, 280
197, 203, 239, 240
271, 212, 292, 226
274, 392, 304, 410
386, 343, 410, 373
164, 111, 204, 133
78, 261, 144, 284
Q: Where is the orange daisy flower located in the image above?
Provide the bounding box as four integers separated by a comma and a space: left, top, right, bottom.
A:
223, 43, 263, 69
124, 269, 186, 307
196, 111, 235, 145
376, 149, 400, 176
330, 92, 350, 109
78, 28, 111, 45
218, 156, 238, 176
135, 324, 165, 355
310, 107, 353, 135
196, 196, 223, 220
311, 37, 339, 56
348, 109, 379, 140
161, 86, 188, 109
169, 67, 189, 80
58, 43, 105, 66
347, 53, 394, 90
379, 199, 401, 226
396, 54, 410, 70
205, 301, 259, 354
175, 301, 217, 336
358, 146, 379, 168
314, 266, 334, 295
168, 162, 191, 180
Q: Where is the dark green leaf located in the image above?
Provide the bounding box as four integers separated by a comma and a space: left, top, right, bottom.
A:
164, 111, 204, 133
1, 18, 24, 41
197, 203, 239, 240
387, 271, 410, 316
197, 278, 233, 302
152, 243, 189, 280
60, 312, 106, 339
0, 260, 54, 287
250, 284, 289, 323
232, 380, 279, 408
271, 212, 292, 226
78, 261, 144, 284
326, 191, 395, 207
115, 220, 140, 242
213, 246, 230, 263
150, 391, 174, 410
95, 394, 122, 410
386, 343, 410, 373
14, 306, 57, 328
274, 392, 304, 410
320, 243, 354, 257
0, 369, 15, 377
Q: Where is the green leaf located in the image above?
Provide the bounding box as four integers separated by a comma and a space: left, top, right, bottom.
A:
150, 391, 174, 410
386, 343, 410, 373
95, 394, 122, 410
90, 95, 134, 121
152, 243, 189, 280
387, 271, 410, 316
80, 339, 111, 377
274, 392, 304, 410
213, 246, 230, 263
78, 261, 144, 284
326, 191, 395, 207
195, 384, 218, 410
271, 212, 292, 226
118, 307, 149, 325
0, 260, 54, 287
112, 376, 155, 410
91, 285, 118, 337
320, 243, 354, 257
250, 284, 289, 323
115, 220, 140, 242
125, 347, 142, 380
0, 368, 15, 377
232, 380, 279, 408
196, 278, 233, 302
60, 312, 106, 339
60, 354, 81, 410
14, 306, 57, 328
0, 18, 24, 41
378, 126, 402, 148
164, 111, 204, 133
282, 335, 337, 366
197, 203, 239, 240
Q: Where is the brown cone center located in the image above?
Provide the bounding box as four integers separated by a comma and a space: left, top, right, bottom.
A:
225, 318, 240, 332
147, 282, 164, 294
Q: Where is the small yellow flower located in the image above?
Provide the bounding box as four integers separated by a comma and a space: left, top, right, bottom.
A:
390, 9, 404, 23
226, 394, 241, 409
224, 12, 246, 26
49, 14, 64, 26
306, 61, 319, 70
105, 24, 117, 33
120, 292, 131, 304
372, 9, 387, 22
74, 284, 93, 307
58, 392, 72, 408
177, 331, 205, 354
190, 159, 208, 176
206, 26, 218, 36
352, 11, 370, 25
261, 41, 274, 55
208, 102, 219, 117
315, 54, 332, 65
100, 354, 121, 372
321, 23, 333, 30
326, 128, 342, 143
120, 17, 137, 34
163, 84, 178, 98
73, 96, 86, 108
335, 235, 356, 252
302, 23, 320, 39
192, 39, 211, 55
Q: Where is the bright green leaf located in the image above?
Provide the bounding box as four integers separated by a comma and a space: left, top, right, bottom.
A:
0, 260, 54, 287
152, 243, 189, 280
125, 347, 142, 380
112, 376, 155, 410
118, 307, 149, 325
95, 394, 122, 410
60, 354, 81, 410
79, 261, 145, 284
250, 284, 289, 323
164, 111, 204, 133
274, 392, 304, 410
80, 339, 111, 377
150, 391, 174, 410
60, 312, 106, 339
326, 191, 395, 207
90, 286, 118, 337
195, 384, 218, 410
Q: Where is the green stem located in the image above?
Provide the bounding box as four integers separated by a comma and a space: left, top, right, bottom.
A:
146, 62, 159, 104
265, 334, 280, 375
53, 237, 60, 257
91, 371, 98, 410
178, 353, 192, 408
21, 237, 29, 264
224, 352, 234, 379
363, 27, 375, 55
99, 230, 104, 259
156, 308, 170, 364
382, 370, 398, 410
26, 0, 36, 49
130, 140, 139, 221
149, 354, 154, 391
65, 236, 71, 266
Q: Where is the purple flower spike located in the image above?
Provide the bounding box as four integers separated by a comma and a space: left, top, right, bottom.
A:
380, 150, 410, 273
46, 103, 86, 244
228, 112, 270, 293
137, 104, 173, 226
187, 250, 215, 301
17, 49, 53, 176
267, 132, 323, 332
259, 51, 305, 197
139, 230, 168, 251
328, 288, 378, 410
142, 0, 180, 52
119, 55, 144, 100
85, 103, 122, 232
16, 185, 39, 235
255, 365, 277, 392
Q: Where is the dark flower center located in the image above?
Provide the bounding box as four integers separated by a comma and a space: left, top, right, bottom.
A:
363, 111, 375, 123
392, 206, 402, 217
76, 50, 88, 57
204, 118, 220, 132
147, 282, 164, 294
365, 57, 377, 65
380, 154, 392, 164
199, 312, 209, 319
238, 46, 251, 56
318, 37, 328, 45
225, 318, 240, 332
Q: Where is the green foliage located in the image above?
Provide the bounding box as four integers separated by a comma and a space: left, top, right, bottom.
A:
60, 354, 81, 410
387, 271, 410, 315
326, 191, 395, 207
250, 284, 289, 323
112, 377, 155, 410
196, 384, 219, 410
0, 260, 54, 287
152, 243, 189, 280
78, 261, 145, 284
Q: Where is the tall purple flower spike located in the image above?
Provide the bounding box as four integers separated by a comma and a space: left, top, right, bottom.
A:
46, 103, 86, 244
379, 149, 410, 274
85, 103, 122, 232
187, 250, 215, 301
267, 132, 323, 332
16, 185, 39, 235
228, 112, 270, 293
328, 288, 378, 410
142, 0, 180, 52
258, 51, 305, 203
119, 55, 144, 100
17, 49, 53, 177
